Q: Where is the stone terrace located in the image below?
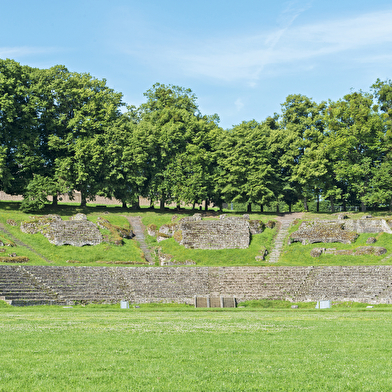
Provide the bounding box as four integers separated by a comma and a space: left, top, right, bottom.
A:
2, 265, 392, 305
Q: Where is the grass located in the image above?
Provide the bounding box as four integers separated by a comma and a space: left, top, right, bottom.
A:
1, 201, 392, 267
155, 227, 277, 266
1, 305, 392, 391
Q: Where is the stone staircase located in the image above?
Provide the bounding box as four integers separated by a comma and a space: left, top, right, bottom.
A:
126, 216, 154, 265
0, 265, 64, 306
268, 213, 303, 263
3, 264, 392, 306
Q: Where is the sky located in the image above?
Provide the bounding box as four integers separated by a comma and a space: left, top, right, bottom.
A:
1, 0, 392, 129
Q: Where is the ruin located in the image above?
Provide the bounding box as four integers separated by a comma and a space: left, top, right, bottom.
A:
151, 214, 265, 250
20, 214, 103, 247
290, 218, 392, 246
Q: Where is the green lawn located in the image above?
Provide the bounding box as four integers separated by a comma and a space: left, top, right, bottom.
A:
1, 305, 392, 391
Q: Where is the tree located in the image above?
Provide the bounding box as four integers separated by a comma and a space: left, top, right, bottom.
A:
274, 95, 326, 211
324, 92, 384, 212
0, 59, 42, 196
46, 67, 124, 207
218, 120, 277, 212
138, 83, 219, 210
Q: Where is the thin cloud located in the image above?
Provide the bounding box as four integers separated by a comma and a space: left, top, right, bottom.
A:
0, 46, 60, 59
118, 8, 392, 84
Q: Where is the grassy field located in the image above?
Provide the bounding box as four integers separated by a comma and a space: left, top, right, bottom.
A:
1, 304, 392, 391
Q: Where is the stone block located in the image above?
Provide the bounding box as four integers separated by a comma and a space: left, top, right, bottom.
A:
290, 221, 358, 245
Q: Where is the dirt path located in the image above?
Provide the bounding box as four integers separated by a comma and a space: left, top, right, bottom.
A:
125, 216, 154, 265
0, 222, 52, 263
268, 212, 304, 263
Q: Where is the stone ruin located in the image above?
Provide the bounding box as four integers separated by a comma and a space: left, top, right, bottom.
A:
290, 221, 358, 245
311, 246, 387, 257
21, 214, 103, 247
150, 214, 266, 250
290, 217, 392, 246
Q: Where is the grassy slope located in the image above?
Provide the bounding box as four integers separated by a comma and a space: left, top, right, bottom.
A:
1, 201, 392, 266
1, 306, 392, 391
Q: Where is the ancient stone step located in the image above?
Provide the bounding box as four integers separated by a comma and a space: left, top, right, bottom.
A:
125, 216, 154, 265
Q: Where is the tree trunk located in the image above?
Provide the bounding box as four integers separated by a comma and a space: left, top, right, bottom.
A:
192, 202, 196, 210
276, 204, 280, 213
160, 198, 165, 210
316, 194, 319, 212
288, 203, 292, 213
176, 203, 181, 211
303, 197, 308, 212
133, 196, 140, 210
122, 201, 127, 209
330, 196, 335, 213
149, 200, 154, 209
260, 205, 263, 213
342, 199, 347, 212
361, 201, 366, 212
247, 203, 252, 213
204, 199, 208, 211
52, 194, 58, 207
80, 190, 87, 207
390, 197, 392, 212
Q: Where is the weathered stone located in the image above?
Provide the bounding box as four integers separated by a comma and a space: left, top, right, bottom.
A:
290, 221, 358, 245
366, 237, 377, 244
70, 213, 88, 221
171, 215, 178, 222
266, 220, 276, 229
6, 219, 17, 226
159, 224, 179, 236
310, 248, 325, 257
361, 215, 373, 219
156, 233, 171, 242
21, 214, 103, 246
291, 305, 299, 309
249, 220, 265, 235
147, 224, 157, 237
45, 220, 103, 246
242, 214, 250, 220
355, 246, 387, 256
344, 219, 392, 234
334, 249, 354, 255
180, 219, 250, 249
338, 214, 348, 220
219, 214, 227, 220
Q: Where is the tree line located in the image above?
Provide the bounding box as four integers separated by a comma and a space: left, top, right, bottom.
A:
1, 58, 392, 213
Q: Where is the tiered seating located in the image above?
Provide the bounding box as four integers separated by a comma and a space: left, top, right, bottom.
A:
25, 266, 124, 303
3, 265, 392, 306
213, 266, 313, 300
119, 267, 210, 303
295, 266, 392, 303
0, 265, 62, 306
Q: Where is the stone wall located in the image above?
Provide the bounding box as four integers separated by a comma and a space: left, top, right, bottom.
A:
344, 219, 392, 234
21, 215, 103, 246
180, 219, 250, 249
2, 265, 392, 305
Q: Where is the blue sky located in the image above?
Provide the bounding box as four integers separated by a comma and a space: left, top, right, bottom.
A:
1, 0, 392, 129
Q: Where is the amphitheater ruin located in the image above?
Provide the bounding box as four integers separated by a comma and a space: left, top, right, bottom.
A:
1, 213, 392, 306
